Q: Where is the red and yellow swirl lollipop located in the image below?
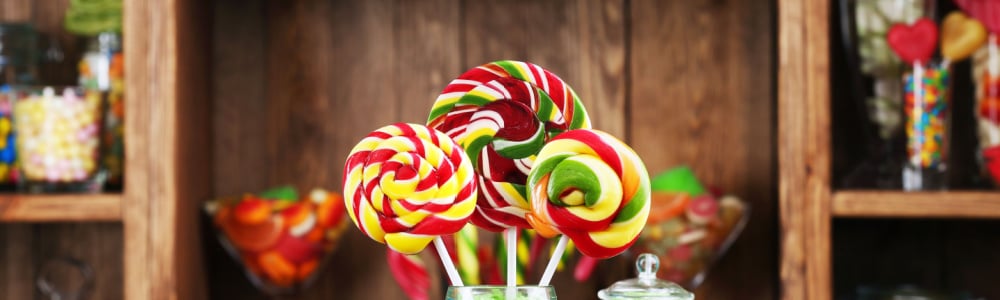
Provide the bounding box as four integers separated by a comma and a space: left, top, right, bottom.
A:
342, 123, 477, 255
526, 129, 650, 259
428, 60, 591, 232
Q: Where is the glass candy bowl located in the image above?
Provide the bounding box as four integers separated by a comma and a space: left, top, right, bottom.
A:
631, 192, 749, 289
204, 187, 349, 295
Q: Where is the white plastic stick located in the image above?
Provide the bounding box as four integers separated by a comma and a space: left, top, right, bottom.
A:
537, 235, 568, 286
506, 228, 517, 287
434, 237, 463, 287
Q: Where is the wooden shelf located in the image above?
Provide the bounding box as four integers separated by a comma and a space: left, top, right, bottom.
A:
832, 190, 1000, 219
0, 194, 122, 222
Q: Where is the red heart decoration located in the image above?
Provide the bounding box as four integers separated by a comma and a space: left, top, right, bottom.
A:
887, 18, 939, 64
985, 145, 1000, 186
954, 0, 1000, 34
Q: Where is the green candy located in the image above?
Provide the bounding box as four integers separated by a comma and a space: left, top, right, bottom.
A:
650, 166, 705, 196
258, 185, 298, 201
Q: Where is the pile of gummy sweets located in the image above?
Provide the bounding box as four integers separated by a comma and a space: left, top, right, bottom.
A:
205, 186, 348, 288
634, 166, 747, 286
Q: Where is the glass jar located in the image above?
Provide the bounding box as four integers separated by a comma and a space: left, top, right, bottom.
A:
901, 62, 950, 190
79, 32, 124, 188
597, 254, 694, 300
446, 286, 557, 300
13, 87, 104, 192
0, 23, 39, 86
838, 0, 936, 188
973, 34, 1000, 188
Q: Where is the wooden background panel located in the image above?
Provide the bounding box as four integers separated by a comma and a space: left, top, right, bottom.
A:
630, 0, 775, 299
209, 0, 772, 299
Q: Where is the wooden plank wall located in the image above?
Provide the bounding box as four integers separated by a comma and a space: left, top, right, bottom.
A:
0, 1, 124, 299
211, 0, 775, 299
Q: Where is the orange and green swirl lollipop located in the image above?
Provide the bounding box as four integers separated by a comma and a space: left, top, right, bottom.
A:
526, 129, 650, 259
342, 123, 477, 255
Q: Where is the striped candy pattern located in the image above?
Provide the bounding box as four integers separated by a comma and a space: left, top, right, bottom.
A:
525, 129, 651, 258
428, 60, 591, 232
343, 123, 477, 254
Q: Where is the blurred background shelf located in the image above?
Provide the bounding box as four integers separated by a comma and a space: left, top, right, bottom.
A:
0, 194, 122, 222
833, 191, 1000, 219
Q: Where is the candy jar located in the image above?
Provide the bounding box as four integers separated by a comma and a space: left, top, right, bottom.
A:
0, 88, 19, 186
0, 23, 39, 86
36, 257, 94, 300
78, 32, 125, 189
597, 254, 694, 300
634, 167, 750, 289
973, 35, 1000, 187
13, 87, 104, 192
838, 0, 935, 188
901, 62, 950, 190
205, 187, 349, 295
445, 286, 557, 300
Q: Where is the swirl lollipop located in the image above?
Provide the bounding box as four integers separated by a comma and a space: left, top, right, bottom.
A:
527, 129, 651, 285
428, 60, 591, 232
342, 123, 477, 256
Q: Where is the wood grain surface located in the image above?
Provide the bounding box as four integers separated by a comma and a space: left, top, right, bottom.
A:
630, 0, 775, 298
778, 0, 832, 299
208, 0, 773, 299
0, 194, 122, 222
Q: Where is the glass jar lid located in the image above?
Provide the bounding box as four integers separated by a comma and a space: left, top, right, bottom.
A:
597, 253, 694, 300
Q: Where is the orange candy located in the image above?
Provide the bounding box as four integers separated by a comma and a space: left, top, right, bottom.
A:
259, 251, 296, 287
297, 259, 319, 281
647, 193, 690, 224
234, 197, 273, 225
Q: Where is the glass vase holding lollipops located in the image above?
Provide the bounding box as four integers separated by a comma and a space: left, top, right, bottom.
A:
838, 0, 936, 189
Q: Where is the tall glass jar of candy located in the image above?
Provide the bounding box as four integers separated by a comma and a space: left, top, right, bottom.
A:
901, 63, 950, 190
0, 24, 41, 187
973, 35, 1000, 188
839, 0, 935, 188
79, 32, 124, 189
13, 87, 104, 193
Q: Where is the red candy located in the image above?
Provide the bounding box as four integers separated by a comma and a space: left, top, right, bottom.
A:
887, 18, 939, 64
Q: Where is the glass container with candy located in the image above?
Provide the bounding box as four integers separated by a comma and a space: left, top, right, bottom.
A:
838, 0, 935, 188
901, 62, 950, 190
13, 87, 104, 192
974, 36, 1000, 187
78, 32, 124, 189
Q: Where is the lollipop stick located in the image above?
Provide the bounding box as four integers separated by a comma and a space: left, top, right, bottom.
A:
434, 237, 463, 287
538, 235, 568, 286
506, 229, 517, 287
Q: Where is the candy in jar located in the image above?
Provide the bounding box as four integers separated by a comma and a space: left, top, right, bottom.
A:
14, 87, 102, 191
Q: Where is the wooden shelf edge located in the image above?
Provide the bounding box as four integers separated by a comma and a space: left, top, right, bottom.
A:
832, 190, 1000, 219
0, 194, 122, 222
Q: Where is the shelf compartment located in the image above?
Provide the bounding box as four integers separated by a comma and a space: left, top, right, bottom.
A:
832, 190, 1000, 219
0, 194, 122, 222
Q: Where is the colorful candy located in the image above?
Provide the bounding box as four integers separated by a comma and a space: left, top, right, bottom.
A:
207, 187, 349, 288
903, 64, 949, 170
343, 123, 477, 254
973, 37, 1000, 186
428, 60, 591, 232
940, 11, 988, 62
0, 91, 17, 183
633, 167, 748, 288
387, 250, 431, 300
887, 18, 938, 64
455, 224, 480, 285
525, 129, 650, 259
14, 87, 101, 184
